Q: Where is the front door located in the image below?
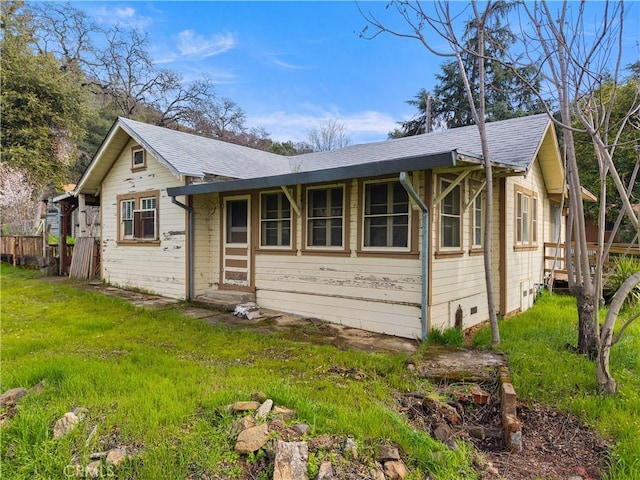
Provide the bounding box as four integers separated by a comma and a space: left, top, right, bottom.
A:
222, 196, 251, 288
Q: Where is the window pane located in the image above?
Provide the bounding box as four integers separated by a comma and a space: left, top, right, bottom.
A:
365, 217, 388, 247
227, 200, 248, 243
366, 183, 388, 215
392, 184, 409, 213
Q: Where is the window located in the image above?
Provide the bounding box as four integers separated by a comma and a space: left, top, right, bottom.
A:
363, 181, 409, 248
131, 147, 146, 170
439, 178, 461, 249
472, 192, 484, 248
260, 192, 291, 247
117, 191, 159, 243
515, 186, 538, 247
307, 186, 344, 247
226, 199, 248, 244
551, 204, 561, 242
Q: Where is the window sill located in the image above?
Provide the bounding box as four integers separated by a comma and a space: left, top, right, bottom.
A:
301, 248, 351, 257
130, 166, 147, 173
255, 248, 297, 255
356, 250, 419, 259
513, 245, 538, 252
435, 250, 464, 259
468, 248, 484, 256
117, 240, 161, 246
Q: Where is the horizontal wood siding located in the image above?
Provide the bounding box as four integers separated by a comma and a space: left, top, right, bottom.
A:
193, 193, 220, 296
503, 160, 548, 315
101, 139, 186, 298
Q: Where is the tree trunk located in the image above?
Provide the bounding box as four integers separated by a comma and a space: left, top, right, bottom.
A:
573, 286, 598, 360
596, 271, 640, 394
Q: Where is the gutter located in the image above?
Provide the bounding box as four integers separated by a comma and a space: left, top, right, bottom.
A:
399, 172, 430, 341
171, 196, 195, 300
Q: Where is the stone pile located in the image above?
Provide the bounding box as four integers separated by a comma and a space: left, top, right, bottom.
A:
229, 393, 410, 479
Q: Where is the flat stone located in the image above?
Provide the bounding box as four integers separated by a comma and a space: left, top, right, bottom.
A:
85, 460, 101, 478
230, 415, 256, 437
378, 445, 400, 461
311, 434, 334, 450
292, 423, 311, 436
438, 404, 459, 425
53, 411, 82, 439
343, 437, 358, 458
254, 399, 273, 420
383, 460, 408, 480
0, 387, 27, 408
106, 448, 128, 466
433, 423, 452, 443
273, 405, 296, 422
231, 401, 260, 412
369, 465, 386, 480
273, 440, 308, 480
317, 461, 334, 480
235, 423, 270, 454
251, 391, 268, 402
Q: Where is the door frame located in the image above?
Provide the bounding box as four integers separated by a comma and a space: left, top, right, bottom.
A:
220, 194, 254, 291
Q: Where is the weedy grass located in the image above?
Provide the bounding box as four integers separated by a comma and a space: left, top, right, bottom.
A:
473, 292, 640, 480
0, 265, 475, 480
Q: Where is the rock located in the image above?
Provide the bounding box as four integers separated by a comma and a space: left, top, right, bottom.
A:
378, 445, 400, 461
231, 401, 260, 412
383, 460, 408, 479
106, 448, 128, 466
433, 423, 452, 443
407, 363, 416, 372
85, 460, 101, 478
567, 477, 584, 480
230, 415, 256, 436
273, 405, 297, 422
343, 437, 358, 458
369, 465, 386, 480
0, 387, 27, 408
251, 391, 268, 402
438, 404, 459, 425
311, 434, 334, 450
30, 380, 46, 394
254, 399, 273, 420
503, 413, 522, 453
293, 423, 311, 436
235, 423, 270, 454
467, 426, 485, 439
53, 410, 85, 439
273, 440, 308, 480
316, 461, 334, 480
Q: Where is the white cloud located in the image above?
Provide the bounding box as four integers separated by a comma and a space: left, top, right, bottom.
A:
91, 5, 152, 28
250, 107, 400, 144
177, 30, 235, 58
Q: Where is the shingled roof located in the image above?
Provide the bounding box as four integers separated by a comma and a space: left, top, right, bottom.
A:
77, 113, 558, 197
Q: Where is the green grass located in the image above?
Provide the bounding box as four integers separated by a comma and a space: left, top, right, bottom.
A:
474, 293, 640, 480
0, 265, 474, 479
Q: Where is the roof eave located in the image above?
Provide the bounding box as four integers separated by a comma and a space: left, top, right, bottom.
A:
168, 150, 458, 197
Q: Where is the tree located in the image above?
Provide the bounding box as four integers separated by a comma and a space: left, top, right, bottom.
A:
361, 0, 502, 346
307, 119, 351, 152
391, 4, 545, 138
0, 164, 46, 235
1, 0, 87, 187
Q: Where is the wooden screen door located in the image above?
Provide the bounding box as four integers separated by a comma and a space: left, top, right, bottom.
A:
222, 196, 251, 288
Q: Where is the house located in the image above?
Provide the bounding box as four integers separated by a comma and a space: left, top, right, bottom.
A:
70, 113, 566, 339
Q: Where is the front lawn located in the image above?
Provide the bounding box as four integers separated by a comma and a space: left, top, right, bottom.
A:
0, 266, 471, 479
474, 293, 640, 480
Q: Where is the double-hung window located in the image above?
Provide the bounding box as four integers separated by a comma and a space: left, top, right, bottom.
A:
515, 186, 538, 247
471, 192, 484, 249
307, 186, 344, 248
260, 192, 291, 247
439, 178, 462, 249
131, 147, 146, 170
117, 191, 159, 243
363, 180, 409, 249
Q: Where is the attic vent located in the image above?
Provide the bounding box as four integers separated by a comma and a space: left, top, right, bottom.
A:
470, 306, 478, 315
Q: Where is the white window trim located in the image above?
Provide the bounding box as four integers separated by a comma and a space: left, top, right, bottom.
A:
260, 191, 292, 249
361, 179, 411, 252
439, 177, 462, 250
306, 184, 345, 250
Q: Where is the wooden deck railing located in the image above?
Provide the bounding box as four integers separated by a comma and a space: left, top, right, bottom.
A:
544, 242, 640, 280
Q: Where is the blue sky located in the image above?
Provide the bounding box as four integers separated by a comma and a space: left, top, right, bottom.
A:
73, 1, 638, 145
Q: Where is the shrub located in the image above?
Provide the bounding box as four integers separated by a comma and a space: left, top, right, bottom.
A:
427, 327, 464, 347
605, 256, 640, 309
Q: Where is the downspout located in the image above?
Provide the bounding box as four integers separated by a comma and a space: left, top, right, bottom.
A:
171, 196, 195, 300
399, 172, 430, 341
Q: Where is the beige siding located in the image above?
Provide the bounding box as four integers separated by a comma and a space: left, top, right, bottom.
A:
503, 159, 548, 315
101, 139, 187, 298
193, 193, 221, 296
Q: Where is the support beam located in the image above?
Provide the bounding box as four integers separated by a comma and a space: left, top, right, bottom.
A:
281, 186, 301, 216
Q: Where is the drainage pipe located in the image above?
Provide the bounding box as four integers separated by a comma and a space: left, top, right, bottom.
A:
399, 172, 430, 341
171, 196, 195, 300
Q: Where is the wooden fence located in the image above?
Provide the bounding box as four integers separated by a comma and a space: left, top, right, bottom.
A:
0, 235, 98, 278
544, 242, 640, 281
0, 235, 49, 267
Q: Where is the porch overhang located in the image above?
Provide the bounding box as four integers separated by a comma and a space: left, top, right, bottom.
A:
167, 150, 458, 197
